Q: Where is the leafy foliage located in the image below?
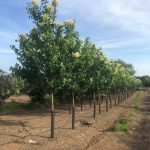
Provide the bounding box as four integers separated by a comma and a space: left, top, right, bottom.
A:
0, 69, 25, 101
137, 76, 150, 87
11, 0, 141, 105
111, 117, 129, 132
113, 59, 136, 76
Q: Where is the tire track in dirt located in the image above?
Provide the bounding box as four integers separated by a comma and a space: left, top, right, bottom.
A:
129, 93, 150, 150
83, 92, 150, 150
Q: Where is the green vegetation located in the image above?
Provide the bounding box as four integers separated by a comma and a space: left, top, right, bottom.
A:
11, 0, 142, 106
137, 76, 150, 88
128, 110, 137, 117
110, 117, 129, 132
0, 0, 142, 138
113, 59, 136, 76
135, 91, 144, 110
0, 69, 25, 101
0, 101, 41, 113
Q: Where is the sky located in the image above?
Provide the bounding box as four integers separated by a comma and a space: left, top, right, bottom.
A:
0, 0, 150, 76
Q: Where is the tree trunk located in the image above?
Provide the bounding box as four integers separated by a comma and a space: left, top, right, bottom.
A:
101, 95, 104, 104
109, 91, 112, 108
80, 96, 83, 111
72, 91, 75, 129
118, 92, 120, 104
69, 98, 71, 114
114, 91, 117, 106
93, 92, 96, 118
98, 92, 101, 114
90, 94, 92, 108
51, 92, 55, 138
96, 94, 99, 105
106, 96, 108, 111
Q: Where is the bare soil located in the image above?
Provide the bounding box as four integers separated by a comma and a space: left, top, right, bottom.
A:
5, 95, 30, 103
0, 92, 149, 150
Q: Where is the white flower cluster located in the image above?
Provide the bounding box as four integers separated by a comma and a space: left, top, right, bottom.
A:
72, 52, 80, 58
42, 14, 50, 21
64, 19, 74, 26
32, 0, 38, 5
47, 5, 54, 12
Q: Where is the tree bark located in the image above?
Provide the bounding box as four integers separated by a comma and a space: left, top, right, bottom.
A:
93, 92, 96, 118
80, 96, 83, 111
106, 96, 108, 111
72, 91, 75, 129
98, 92, 101, 114
51, 92, 55, 138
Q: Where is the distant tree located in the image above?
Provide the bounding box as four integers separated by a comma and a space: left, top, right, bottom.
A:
113, 59, 136, 76
0, 70, 13, 101
137, 76, 150, 87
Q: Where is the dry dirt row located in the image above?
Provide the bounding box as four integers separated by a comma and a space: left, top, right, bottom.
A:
0, 92, 149, 150
85, 91, 150, 150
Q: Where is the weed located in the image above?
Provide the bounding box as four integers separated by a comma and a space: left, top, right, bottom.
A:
128, 110, 137, 117
110, 117, 129, 132
0, 101, 40, 113
135, 91, 144, 110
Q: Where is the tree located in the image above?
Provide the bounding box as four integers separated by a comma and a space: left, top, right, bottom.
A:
137, 76, 150, 87
0, 69, 24, 103
114, 59, 136, 76
11, 0, 62, 138
11, 0, 142, 139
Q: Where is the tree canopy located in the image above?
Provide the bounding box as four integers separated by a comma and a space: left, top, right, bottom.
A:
11, 0, 141, 105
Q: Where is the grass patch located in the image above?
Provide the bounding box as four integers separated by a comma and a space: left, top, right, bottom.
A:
109, 117, 129, 132
109, 91, 144, 133
0, 101, 23, 112
128, 110, 137, 117
0, 101, 40, 113
135, 91, 144, 110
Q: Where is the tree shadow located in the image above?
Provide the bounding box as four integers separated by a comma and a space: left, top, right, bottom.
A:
0, 119, 27, 126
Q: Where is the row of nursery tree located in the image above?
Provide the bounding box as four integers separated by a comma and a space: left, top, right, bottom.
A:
8, 0, 142, 138
11, 0, 142, 103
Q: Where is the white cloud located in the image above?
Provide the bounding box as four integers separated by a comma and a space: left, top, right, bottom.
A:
58, 0, 150, 61
100, 36, 150, 49
59, 0, 150, 35
0, 49, 14, 54
0, 0, 150, 75
135, 64, 150, 76
0, 30, 18, 40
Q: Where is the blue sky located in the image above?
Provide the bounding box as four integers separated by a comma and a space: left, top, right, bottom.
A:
0, 0, 150, 76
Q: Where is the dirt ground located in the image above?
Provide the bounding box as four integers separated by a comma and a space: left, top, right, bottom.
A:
0, 92, 149, 150
4, 95, 30, 103
86, 91, 150, 150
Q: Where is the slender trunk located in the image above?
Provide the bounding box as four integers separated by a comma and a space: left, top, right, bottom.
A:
69, 98, 71, 114
121, 91, 123, 101
72, 91, 75, 129
89, 94, 92, 108
98, 92, 101, 114
109, 91, 112, 108
102, 95, 104, 104
80, 96, 83, 111
93, 92, 96, 118
96, 94, 99, 105
118, 92, 120, 104
106, 96, 108, 111
114, 91, 117, 106
51, 92, 55, 138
